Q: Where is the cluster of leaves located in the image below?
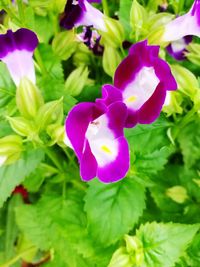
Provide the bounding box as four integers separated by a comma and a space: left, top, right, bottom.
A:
0, 0, 200, 266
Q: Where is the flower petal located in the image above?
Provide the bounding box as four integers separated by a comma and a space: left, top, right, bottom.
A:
80, 140, 97, 181
65, 102, 104, 160
97, 136, 130, 183
0, 29, 38, 86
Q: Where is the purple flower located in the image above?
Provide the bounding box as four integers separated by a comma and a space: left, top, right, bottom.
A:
0, 28, 38, 86
77, 26, 104, 55
163, 0, 200, 42
166, 36, 193, 60
65, 101, 130, 183
98, 40, 177, 128
60, 0, 106, 31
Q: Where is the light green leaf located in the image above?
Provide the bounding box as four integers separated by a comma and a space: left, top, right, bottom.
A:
135, 222, 199, 267
84, 178, 146, 245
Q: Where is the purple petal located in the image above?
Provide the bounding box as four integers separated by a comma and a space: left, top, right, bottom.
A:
0, 28, 38, 58
163, 0, 200, 41
60, 0, 106, 31
97, 136, 130, 183
87, 0, 101, 3
0, 29, 38, 86
65, 102, 104, 160
80, 140, 97, 181
96, 84, 122, 107
107, 101, 127, 137
138, 83, 166, 124
166, 36, 193, 61
153, 58, 177, 91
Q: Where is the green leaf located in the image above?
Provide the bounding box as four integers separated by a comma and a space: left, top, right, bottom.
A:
178, 119, 200, 168
136, 222, 199, 267
119, 0, 132, 37
0, 148, 44, 208
84, 178, 146, 245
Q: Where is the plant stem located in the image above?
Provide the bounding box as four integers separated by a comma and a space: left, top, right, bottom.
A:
102, 0, 109, 16
34, 49, 48, 76
16, 0, 25, 25
45, 147, 64, 172
0, 247, 35, 267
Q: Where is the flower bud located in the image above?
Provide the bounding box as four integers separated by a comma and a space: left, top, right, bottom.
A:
52, 31, 77, 60
162, 91, 183, 116
101, 17, 124, 48
16, 78, 44, 119
36, 98, 63, 131
0, 135, 23, 166
130, 0, 146, 40
73, 43, 91, 67
171, 65, 198, 100
108, 248, 132, 267
103, 45, 122, 77
7, 116, 34, 137
46, 124, 65, 146
65, 66, 89, 96
186, 43, 200, 66
166, 186, 189, 204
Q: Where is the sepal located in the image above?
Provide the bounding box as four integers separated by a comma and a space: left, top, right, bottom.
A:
16, 78, 44, 119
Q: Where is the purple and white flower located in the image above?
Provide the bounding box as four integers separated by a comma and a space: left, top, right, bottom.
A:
0, 28, 38, 86
77, 26, 104, 55
163, 0, 200, 42
65, 101, 130, 183
166, 36, 193, 60
98, 40, 177, 128
60, 0, 106, 31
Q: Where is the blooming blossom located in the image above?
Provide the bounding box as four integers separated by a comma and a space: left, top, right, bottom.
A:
166, 36, 193, 60
77, 26, 104, 55
60, 0, 106, 31
163, 0, 200, 42
0, 28, 38, 86
98, 40, 177, 128
65, 101, 130, 183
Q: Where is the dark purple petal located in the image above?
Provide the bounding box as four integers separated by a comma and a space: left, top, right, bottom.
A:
80, 141, 97, 181
107, 101, 127, 137
138, 83, 166, 124
60, 0, 84, 30
166, 35, 193, 61
96, 84, 122, 107
0, 28, 38, 58
65, 102, 104, 160
153, 58, 177, 91
114, 53, 141, 91
191, 0, 200, 25
97, 136, 130, 183
87, 0, 101, 2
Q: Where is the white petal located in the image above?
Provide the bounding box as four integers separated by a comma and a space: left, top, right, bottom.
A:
163, 13, 200, 42
163, 91, 171, 106
122, 66, 159, 110
85, 114, 118, 167
171, 38, 187, 53
77, 1, 107, 32
63, 132, 73, 149
2, 50, 35, 86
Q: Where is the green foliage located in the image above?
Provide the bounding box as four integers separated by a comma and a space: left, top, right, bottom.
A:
84, 178, 146, 245
0, 149, 44, 208
135, 222, 199, 267
0, 0, 200, 266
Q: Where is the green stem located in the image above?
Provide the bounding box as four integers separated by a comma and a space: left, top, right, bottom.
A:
173, 107, 196, 140
0, 247, 35, 267
70, 179, 87, 191
16, 0, 25, 25
102, 0, 109, 16
45, 147, 63, 172
34, 49, 48, 76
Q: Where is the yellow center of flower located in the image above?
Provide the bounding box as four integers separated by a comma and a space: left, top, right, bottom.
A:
101, 145, 112, 154
126, 95, 137, 104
